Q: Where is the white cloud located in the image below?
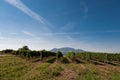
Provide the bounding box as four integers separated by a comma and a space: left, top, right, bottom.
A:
5, 0, 45, 24
36, 32, 81, 36
0, 37, 3, 40
22, 30, 35, 37
0, 32, 4, 40
0, 35, 120, 53
61, 22, 76, 32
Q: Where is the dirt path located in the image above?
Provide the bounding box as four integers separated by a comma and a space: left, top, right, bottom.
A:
60, 68, 78, 80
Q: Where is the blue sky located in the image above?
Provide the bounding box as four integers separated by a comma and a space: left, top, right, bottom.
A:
0, 0, 120, 52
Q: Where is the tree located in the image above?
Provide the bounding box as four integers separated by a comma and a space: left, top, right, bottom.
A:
19, 45, 30, 50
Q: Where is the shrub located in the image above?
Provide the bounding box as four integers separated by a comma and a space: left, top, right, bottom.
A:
56, 51, 63, 59
2, 49, 13, 54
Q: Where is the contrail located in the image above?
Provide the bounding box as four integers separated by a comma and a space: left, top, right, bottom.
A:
5, 0, 45, 24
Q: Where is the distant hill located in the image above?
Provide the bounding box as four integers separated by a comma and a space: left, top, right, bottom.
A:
51, 47, 85, 54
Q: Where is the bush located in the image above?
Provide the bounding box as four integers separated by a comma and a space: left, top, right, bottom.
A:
2, 49, 13, 54
56, 51, 63, 59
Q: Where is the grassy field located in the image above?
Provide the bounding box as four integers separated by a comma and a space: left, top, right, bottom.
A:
0, 55, 120, 80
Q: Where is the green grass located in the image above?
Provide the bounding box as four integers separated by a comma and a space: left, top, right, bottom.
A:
0, 55, 120, 80
35, 63, 63, 79
0, 55, 30, 80
109, 71, 120, 80
76, 68, 100, 80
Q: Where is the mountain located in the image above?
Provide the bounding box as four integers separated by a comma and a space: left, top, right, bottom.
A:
51, 47, 85, 54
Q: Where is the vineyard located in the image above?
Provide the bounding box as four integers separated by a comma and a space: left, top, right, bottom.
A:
12, 50, 56, 60
1, 46, 120, 80
2, 46, 120, 65
1, 51, 120, 80
66, 52, 120, 65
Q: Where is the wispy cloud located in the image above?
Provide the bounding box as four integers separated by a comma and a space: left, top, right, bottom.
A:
22, 30, 35, 37
9, 32, 18, 35
80, 1, 88, 19
0, 37, 4, 40
0, 32, 4, 40
61, 22, 76, 32
105, 30, 120, 33
36, 32, 81, 37
5, 0, 54, 34
5, 0, 45, 24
